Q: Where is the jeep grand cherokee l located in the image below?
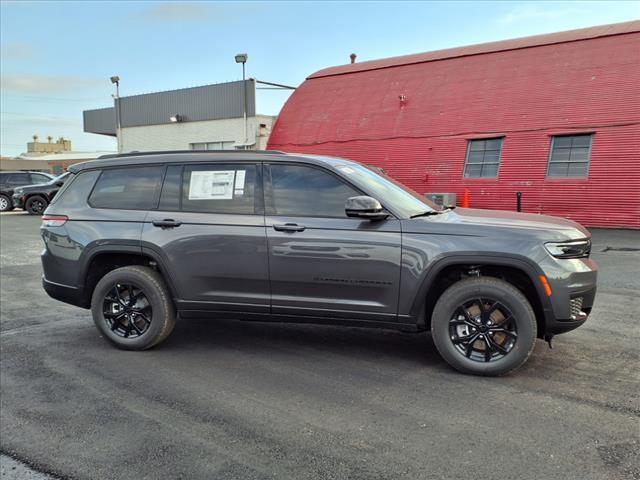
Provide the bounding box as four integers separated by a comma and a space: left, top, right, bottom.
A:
40, 151, 597, 376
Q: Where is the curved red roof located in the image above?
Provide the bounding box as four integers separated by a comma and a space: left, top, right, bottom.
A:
309, 20, 640, 79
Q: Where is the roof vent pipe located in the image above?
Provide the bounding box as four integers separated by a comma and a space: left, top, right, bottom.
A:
350, 53, 357, 64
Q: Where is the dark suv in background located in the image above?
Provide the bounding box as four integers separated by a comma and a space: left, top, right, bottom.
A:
0, 171, 53, 212
12, 172, 69, 215
40, 151, 597, 376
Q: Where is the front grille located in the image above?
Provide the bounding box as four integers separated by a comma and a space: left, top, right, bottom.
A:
570, 297, 584, 318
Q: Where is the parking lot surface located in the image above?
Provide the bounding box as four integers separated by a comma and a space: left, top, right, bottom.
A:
1, 212, 638, 479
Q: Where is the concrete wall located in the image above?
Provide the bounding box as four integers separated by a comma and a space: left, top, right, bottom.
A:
120, 115, 275, 152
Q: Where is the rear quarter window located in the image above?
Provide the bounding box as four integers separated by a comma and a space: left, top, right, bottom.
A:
89, 166, 164, 210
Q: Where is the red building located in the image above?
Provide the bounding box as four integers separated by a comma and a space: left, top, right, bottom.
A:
268, 21, 640, 228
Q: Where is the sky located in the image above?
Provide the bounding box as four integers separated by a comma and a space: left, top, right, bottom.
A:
1, 1, 638, 156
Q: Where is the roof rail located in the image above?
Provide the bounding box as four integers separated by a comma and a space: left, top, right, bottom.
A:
98, 150, 285, 159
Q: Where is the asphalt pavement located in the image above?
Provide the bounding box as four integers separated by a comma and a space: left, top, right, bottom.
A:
1, 212, 638, 480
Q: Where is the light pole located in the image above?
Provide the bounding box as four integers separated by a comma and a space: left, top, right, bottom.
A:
235, 53, 248, 148
110, 76, 122, 152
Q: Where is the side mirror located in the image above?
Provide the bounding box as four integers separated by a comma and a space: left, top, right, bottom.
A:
55, 180, 64, 187
345, 196, 389, 221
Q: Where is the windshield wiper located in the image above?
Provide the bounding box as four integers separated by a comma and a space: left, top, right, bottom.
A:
410, 207, 455, 219
410, 210, 442, 219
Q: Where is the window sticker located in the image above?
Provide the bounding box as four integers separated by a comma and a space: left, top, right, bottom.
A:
234, 170, 246, 196
189, 170, 235, 200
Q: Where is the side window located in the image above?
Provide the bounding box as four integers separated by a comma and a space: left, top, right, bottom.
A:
7, 173, 30, 184
547, 134, 592, 177
89, 166, 164, 210
182, 164, 257, 214
463, 138, 503, 178
269, 164, 359, 217
30, 173, 51, 184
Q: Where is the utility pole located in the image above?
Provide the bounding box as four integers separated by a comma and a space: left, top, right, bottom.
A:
235, 54, 249, 148
110, 76, 122, 153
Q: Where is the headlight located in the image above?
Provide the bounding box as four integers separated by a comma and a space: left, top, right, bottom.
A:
545, 239, 591, 259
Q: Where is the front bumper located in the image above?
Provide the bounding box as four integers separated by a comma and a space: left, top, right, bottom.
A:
543, 258, 598, 335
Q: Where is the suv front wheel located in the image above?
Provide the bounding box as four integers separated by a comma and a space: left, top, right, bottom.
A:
431, 277, 537, 376
91, 266, 176, 350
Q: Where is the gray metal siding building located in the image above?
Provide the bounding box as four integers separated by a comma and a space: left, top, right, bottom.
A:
84, 80, 256, 134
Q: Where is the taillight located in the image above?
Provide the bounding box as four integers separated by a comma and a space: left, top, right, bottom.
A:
41, 215, 68, 227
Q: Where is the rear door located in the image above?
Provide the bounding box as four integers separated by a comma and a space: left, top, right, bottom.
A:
264, 162, 402, 322
142, 162, 269, 314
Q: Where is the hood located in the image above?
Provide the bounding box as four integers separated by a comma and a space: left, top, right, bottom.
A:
405, 207, 590, 241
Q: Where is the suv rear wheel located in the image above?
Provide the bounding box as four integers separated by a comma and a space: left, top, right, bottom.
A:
431, 277, 537, 376
91, 266, 176, 350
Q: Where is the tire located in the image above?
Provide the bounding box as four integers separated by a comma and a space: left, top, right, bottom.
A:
430, 277, 537, 376
0, 194, 13, 212
25, 195, 48, 215
91, 266, 176, 350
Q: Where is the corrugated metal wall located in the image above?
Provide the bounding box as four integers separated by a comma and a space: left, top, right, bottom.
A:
269, 28, 640, 228
83, 107, 116, 136
84, 80, 255, 134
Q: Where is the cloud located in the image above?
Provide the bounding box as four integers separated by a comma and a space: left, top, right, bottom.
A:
0, 74, 104, 94
1, 42, 36, 61
497, 4, 576, 25
140, 2, 220, 22
138, 1, 265, 23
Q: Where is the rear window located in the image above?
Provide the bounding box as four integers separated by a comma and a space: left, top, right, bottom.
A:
89, 166, 164, 210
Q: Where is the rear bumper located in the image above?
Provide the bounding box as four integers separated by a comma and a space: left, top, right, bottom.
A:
42, 276, 88, 308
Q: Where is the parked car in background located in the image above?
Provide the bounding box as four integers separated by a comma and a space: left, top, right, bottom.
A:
0, 171, 53, 212
12, 172, 70, 215
40, 151, 597, 376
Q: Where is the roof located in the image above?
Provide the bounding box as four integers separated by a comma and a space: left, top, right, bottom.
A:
67, 150, 337, 173
16, 151, 115, 161
310, 20, 640, 78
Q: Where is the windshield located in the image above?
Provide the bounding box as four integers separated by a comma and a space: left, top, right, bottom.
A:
333, 162, 439, 217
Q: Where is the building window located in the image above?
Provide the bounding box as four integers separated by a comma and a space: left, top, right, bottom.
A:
547, 135, 592, 177
190, 141, 235, 151
463, 138, 503, 178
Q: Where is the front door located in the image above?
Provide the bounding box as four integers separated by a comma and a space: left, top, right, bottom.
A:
264, 163, 402, 322
142, 162, 269, 313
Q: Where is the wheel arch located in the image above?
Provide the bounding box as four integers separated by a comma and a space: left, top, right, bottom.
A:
410, 253, 553, 338
79, 246, 179, 308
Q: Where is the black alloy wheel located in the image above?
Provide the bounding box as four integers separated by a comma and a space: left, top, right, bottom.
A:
103, 283, 152, 339
26, 196, 47, 215
449, 298, 517, 363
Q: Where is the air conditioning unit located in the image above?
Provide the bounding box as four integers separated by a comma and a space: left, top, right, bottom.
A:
425, 192, 457, 207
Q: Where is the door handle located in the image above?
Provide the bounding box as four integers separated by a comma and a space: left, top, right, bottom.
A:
152, 219, 182, 229
273, 223, 306, 232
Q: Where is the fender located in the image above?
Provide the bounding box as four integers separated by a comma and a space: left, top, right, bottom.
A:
77, 242, 181, 305
407, 252, 554, 323
78, 242, 141, 281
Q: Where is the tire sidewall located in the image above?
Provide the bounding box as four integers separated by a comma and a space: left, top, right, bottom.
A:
26, 195, 47, 215
0, 194, 11, 212
91, 268, 169, 350
431, 278, 537, 376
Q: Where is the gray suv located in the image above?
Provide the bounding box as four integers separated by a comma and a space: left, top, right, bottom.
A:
40, 151, 597, 376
